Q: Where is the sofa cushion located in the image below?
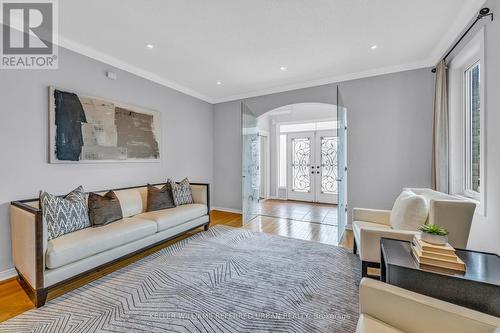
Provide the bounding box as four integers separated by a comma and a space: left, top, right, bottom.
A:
40, 186, 91, 241
135, 203, 207, 231
169, 178, 193, 206
46, 217, 157, 269
147, 183, 175, 212
390, 190, 428, 231
88, 191, 123, 227
356, 314, 405, 333
114, 189, 143, 217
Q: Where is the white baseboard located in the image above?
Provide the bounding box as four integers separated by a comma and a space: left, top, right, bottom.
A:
211, 206, 242, 214
0, 268, 17, 282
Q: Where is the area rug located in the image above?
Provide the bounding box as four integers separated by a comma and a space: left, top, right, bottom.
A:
0, 226, 361, 333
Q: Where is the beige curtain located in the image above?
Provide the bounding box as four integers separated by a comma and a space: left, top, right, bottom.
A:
432, 60, 449, 193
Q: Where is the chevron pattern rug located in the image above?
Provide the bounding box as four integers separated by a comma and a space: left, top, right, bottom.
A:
0, 226, 361, 333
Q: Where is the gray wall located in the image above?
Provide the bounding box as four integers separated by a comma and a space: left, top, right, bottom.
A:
452, 0, 500, 254
0, 47, 214, 274
213, 101, 242, 210
213, 68, 435, 222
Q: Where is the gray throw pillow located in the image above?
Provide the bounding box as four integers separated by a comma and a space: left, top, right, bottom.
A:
40, 186, 90, 240
88, 191, 123, 227
147, 184, 175, 212
168, 178, 193, 206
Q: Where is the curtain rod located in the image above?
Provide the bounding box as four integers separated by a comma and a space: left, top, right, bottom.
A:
431, 7, 493, 73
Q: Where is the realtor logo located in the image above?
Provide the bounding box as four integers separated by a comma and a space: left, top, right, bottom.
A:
1, 0, 58, 69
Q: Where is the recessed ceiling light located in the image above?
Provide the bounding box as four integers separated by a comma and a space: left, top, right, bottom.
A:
371, 45, 377, 50
146, 44, 154, 49
216, 81, 222, 86
280, 66, 287, 71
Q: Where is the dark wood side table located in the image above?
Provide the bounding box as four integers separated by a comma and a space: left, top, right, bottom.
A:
380, 238, 500, 317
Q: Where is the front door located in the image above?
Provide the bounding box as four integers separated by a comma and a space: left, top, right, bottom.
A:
287, 130, 337, 204
315, 130, 337, 204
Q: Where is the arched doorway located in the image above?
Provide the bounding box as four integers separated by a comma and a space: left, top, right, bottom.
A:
242, 102, 347, 244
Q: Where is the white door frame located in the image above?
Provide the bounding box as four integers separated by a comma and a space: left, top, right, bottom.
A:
259, 131, 270, 199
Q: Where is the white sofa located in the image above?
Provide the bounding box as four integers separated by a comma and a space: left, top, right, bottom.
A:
353, 188, 476, 277
10, 182, 210, 307
357, 278, 500, 333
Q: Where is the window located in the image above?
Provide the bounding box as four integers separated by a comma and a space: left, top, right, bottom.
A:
449, 28, 485, 214
464, 62, 481, 198
279, 121, 337, 133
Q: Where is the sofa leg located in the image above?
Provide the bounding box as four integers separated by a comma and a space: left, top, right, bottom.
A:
204, 223, 210, 231
16, 271, 47, 307
35, 288, 48, 308
353, 240, 357, 255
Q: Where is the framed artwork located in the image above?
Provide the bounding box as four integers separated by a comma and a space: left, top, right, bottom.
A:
49, 87, 161, 163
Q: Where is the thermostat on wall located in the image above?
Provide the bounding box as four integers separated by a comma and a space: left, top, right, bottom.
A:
106, 71, 117, 80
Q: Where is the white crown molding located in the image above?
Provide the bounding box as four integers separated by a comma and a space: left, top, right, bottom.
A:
426, 1, 486, 66
58, 36, 215, 103
0, 16, 210, 103
212, 60, 432, 103
0, 268, 17, 282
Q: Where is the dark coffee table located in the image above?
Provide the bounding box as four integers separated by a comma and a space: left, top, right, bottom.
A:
380, 237, 500, 317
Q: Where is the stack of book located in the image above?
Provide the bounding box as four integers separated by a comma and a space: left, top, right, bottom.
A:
411, 235, 466, 273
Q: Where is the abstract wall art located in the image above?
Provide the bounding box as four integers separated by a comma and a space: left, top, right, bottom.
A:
49, 87, 161, 163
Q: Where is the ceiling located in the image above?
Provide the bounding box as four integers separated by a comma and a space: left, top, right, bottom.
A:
58, 0, 485, 103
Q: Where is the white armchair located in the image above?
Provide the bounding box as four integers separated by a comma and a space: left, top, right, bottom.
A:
357, 278, 500, 333
353, 188, 476, 277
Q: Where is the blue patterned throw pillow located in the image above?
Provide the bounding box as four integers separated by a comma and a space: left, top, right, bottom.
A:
40, 186, 90, 240
168, 178, 193, 206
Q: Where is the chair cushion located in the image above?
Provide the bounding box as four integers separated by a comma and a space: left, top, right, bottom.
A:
390, 190, 428, 231
356, 314, 406, 333
135, 203, 207, 231
46, 217, 157, 269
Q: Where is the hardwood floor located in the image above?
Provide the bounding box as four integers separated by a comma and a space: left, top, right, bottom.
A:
255, 199, 338, 225
0, 210, 353, 323
244, 215, 339, 245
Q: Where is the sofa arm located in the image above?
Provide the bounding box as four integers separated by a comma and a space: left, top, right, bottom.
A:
359, 228, 416, 263
359, 278, 500, 333
190, 183, 210, 213
10, 201, 45, 289
353, 208, 391, 225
